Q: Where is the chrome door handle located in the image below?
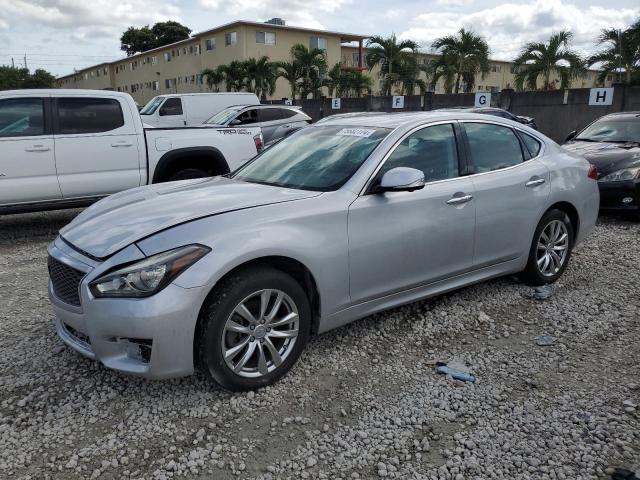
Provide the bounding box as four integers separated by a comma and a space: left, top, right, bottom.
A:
25, 145, 51, 152
446, 194, 473, 205
111, 142, 133, 148
525, 178, 545, 187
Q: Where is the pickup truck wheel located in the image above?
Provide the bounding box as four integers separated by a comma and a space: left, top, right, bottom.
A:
197, 266, 311, 391
168, 168, 210, 181
521, 209, 574, 286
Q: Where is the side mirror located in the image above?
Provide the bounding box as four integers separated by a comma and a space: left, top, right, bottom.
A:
515, 115, 530, 124
377, 167, 425, 193
230, 118, 242, 126
565, 130, 577, 142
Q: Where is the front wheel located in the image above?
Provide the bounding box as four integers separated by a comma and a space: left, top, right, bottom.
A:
521, 209, 574, 286
197, 266, 311, 391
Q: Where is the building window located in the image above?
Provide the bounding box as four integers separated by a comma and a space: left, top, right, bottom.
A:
151, 56, 157, 65
510, 66, 517, 74
153, 81, 159, 91
225, 32, 237, 46
164, 52, 171, 62
491, 64, 500, 72
256, 31, 276, 45
206, 38, 216, 50
165, 79, 173, 89
310, 36, 327, 50
195, 44, 201, 55
351, 52, 360, 66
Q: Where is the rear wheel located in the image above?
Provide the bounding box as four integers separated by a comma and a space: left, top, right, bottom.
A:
197, 266, 311, 391
521, 209, 574, 286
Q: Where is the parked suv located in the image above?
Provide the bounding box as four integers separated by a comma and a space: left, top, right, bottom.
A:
204, 105, 311, 145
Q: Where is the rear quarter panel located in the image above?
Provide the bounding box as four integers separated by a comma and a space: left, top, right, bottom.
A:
538, 143, 600, 245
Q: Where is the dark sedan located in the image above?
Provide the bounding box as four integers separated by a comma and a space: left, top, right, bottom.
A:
435, 107, 537, 130
563, 112, 640, 218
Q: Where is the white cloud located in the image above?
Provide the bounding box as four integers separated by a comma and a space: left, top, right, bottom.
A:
198, 0, 351, 30
401, 0, 639, 60
0, 0, 182, 40
435, 0, 474, 6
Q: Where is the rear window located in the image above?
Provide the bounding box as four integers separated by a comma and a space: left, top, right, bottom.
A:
465, 123, 524, 172
259, 108, 283, 122
57, 98, 124, 134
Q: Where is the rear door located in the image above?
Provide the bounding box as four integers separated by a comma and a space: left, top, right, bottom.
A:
0, 96, 61, 205
461, 121, 550, 268
158, 97, 186, 127
53, 95, 143, 198
348, 122, 476, 302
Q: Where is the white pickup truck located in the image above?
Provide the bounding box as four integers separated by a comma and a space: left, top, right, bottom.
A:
0, 89, 263, 214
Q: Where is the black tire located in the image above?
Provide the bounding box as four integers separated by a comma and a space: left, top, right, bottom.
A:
168, 168, 210, 182
521, 209, 574, 286
197, 266, 311, 391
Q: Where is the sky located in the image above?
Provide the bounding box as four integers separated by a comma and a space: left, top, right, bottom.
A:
0, 0, 638, 77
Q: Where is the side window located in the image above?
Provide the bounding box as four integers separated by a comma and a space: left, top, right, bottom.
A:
236, 109, 258, 125
379, 124, 460, 182
0, 98, 45, 137
57, 98, 124, 134
520, 132, 542, 157
279, 109, 298, 119
259, 108, 283, 122
465, 123, 524, 173
159, 98, 183, 116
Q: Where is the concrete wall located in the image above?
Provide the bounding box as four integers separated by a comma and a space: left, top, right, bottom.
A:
291, 84, 640, 143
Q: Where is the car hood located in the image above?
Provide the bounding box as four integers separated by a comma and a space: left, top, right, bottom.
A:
563, 141, 640, 177
60, 177, 321, 259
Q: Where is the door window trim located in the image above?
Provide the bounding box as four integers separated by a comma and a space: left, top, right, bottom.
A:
458, 119, 546, 178
360, 120, 467, 195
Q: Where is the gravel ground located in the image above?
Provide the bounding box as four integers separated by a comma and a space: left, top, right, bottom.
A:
0, 209, 639, 480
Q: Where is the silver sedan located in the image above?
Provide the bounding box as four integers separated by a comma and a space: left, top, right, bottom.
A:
48, 112, 599, 391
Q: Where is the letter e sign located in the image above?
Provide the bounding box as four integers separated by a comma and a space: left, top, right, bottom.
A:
588, 88, 613, 106
475, 92, 491, 107
332, 98, 341, 109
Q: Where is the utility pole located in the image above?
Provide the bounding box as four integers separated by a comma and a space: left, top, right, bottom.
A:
11, 58, 14, 68
24, 54, 28, 70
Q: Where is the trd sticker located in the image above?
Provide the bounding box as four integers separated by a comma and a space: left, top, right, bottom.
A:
336, 128, 376, 138
216, 129, 253, 135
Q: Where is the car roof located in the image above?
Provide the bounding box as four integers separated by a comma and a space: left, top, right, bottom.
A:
435, 106, 504, 112
312, 111, 514, 129
0, 88, 130, 97
601, 111, 640, 119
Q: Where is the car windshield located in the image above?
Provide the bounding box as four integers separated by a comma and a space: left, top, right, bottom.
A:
140, 97, 164, 115
576, 118, 640, 143
233, 126, 390, 191
204, 106, 245, 125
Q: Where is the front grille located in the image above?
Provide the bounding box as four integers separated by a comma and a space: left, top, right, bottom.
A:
48, 256, 86, 306
64, 322, 91, 346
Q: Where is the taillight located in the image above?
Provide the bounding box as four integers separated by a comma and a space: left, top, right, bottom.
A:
587, 164, 598, 180
254, 133, 264, 153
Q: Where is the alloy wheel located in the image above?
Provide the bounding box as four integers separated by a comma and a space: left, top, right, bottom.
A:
221, 289, 299, 378
536, 220, 569, 277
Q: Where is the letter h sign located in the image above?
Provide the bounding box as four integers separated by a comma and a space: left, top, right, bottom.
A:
588, 88, 614, 106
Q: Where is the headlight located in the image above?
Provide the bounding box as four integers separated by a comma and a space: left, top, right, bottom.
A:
599, 167, 640, 182
90, 245, 210, 298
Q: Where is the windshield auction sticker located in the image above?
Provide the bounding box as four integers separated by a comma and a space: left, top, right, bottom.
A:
336, 128, 376, 138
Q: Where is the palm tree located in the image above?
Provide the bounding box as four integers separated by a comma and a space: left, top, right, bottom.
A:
396, 56, 427, 95
221, 60, 247, 92
243, 56, 279, 100
290, 44, 327, 99
277, 61, 301, 100
340, 71, 373, 97
365, 34, 419, 96
201, 66, 225, 92
432, 28, 490, 93
323, 63, 343, 97
588, 27, 640, 85
424, 56, 457, 93
513, 31, 585, 91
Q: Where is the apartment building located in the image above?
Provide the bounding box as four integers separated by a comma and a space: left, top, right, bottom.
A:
340, 46, 612, 95
58, 20, 366, 105
58, 19, 611, 104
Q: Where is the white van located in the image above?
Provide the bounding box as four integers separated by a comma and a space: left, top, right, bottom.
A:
140, 93, 260, 128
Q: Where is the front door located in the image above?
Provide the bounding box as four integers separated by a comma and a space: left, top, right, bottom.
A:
0, 96, 61, 206
54, 96, 142, 198
348, 122, 476, 303
461, 121, 550, 268
158, 97, 186, 127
